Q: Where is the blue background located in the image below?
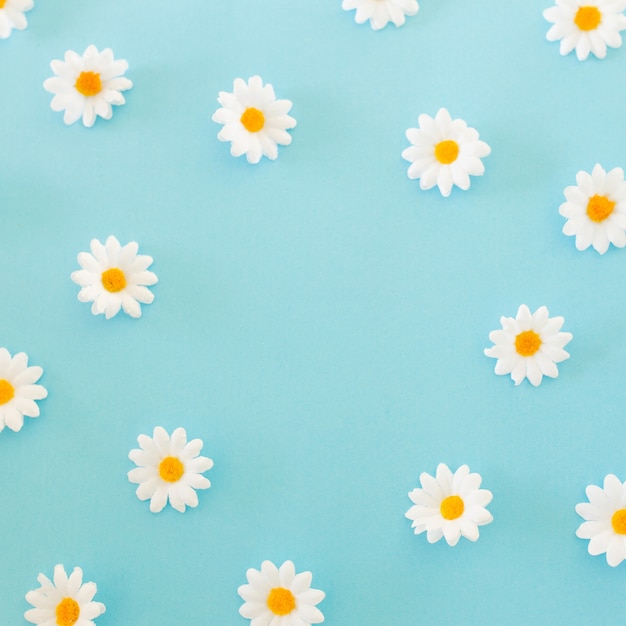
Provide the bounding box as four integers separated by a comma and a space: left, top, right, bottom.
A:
1, 1, 626, 624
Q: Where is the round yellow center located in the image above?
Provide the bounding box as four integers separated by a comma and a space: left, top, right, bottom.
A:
101, 268, 127, 293
267, 587, 296, 616
75, 71, 102, 97
56, 598, 80, 626
574, 6, 602, 31
0, 1, 6, 8
0, 379, 14, 405
612, 509, 626, 534
240, 107, 265, 133
515, 330, 542, 357
586, 194, 615, 223
440, 495, 465, 520
159, 456, 184, 482
434, 140, 459, 165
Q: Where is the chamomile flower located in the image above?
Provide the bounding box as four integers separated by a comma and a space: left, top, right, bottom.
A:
342, 0, 419, 30
212, 75, 297, 164
543, 0, 626, 60
559, 163, 626, 254
576, 474, 626, 566
25, 564, 105, 626
484, 305, 572, 387
401, 108, 491, 197
128, 426, 213, 513
238, 560, 325, 625
43, 45, 132, 127
0, 0, 33, 39
71, 235, 157, 319
405, 463, 493, 546
0, 347, 47, 433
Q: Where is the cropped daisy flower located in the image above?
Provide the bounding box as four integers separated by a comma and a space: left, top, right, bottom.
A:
576, 474, 626, 566
342, 0, 419, 30
543, 0, 626, 60
484, 305, 572, 387
212, 75, 296, 164
405, 463, 493, 546
71, 235, 157, 319
128, 426, 213, 513
43, 45, 132, 127
559, 163, 626, 254
0, 347, 47, 433
401, 108, 491, 197
0, 0, 33, 39
238, 560, 325, 625
25, 564, 105, 626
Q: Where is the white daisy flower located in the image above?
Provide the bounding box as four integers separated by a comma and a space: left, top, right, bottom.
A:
342, 0, 419, 30
559, 163, 626, 254
43, 45, 132, 127
543, 0, 626, 60
127, 426, 213, 513
484, 305, 573, 387
24, 564, 105, 626
401, 108, 491, 197
0, 0, 33, 39
0, 347, 47, 433
576, 474, 626, 567
212, 75, 297, 164
238, 560, 325, 625
71, 235, 157, 320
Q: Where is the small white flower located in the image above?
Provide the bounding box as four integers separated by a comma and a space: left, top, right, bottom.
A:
484, 305, 572, 387
128, 426, 213, 513
71, 235, 157, 320
543, 0, 626, 60
342, 0, 419, 30
576, 474, 626, 567
405, 463, 493, 546
212, 75, 296, 164
238, 560, 325, 625
0, 0, 33, 39
25, 564, 105, 626
401, 108, 491, 197
43, 45, 132, 127
0, 347, 46, 433
559, 163, 626, 254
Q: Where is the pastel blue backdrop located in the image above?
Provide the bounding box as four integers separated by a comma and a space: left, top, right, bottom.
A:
1, 1, 625, 624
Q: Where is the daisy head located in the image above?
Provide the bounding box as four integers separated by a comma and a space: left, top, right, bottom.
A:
43, 45, 132, 127
576, 474, 626, 566
341, 0, 419, 31
25, 564, 105, 626
405, 463, 493, 546
543, 0, 626, 60
71, 235, 157, 320
238, 560, 325, 625
0, 347, 47, 433
559, 164, 626, 254
128, 426, 213, 513
401, 108, 491, 197
0, 0, 33, 39
212, 75, 297, 164
484, 305, 572, 387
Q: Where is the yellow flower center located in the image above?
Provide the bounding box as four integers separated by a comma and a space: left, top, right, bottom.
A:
267, 587, 296, 616
159, 456, 184, 482
515, 330, 542, 357
0, 1, 6, 8
101, 268, 127, 293
434, 140, 459, 165
574, 6, 602, 31
440, 495, 465, 520
612, 509, 626, 535
0, 379, 14, 405
75, 71, 103, 97
56, 598, 80, 626
586, 194, 615, 223
240, 107, 265, 133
